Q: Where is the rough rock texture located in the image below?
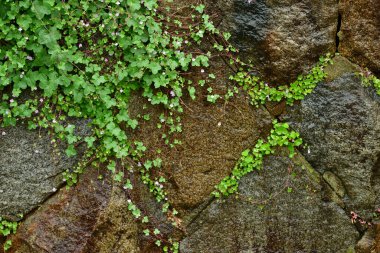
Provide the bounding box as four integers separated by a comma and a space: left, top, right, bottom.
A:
376, 223, 380, 252
283, 57, 380, 216
180, 149, 359, 252
6, 169, 140, 253
0, 122, 88, 221
212, 0, 338, 83
355, 222, 380, 253
339, 0, 380, 75
128, 61, 273, 214
3, 1, 380, 252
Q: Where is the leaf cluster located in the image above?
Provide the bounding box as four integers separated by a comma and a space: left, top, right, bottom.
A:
0, 1, 235, 252
0, 217, 18, 251
231, 54, 333, 107
358, 69, 380, 95
212, 120, 302, 197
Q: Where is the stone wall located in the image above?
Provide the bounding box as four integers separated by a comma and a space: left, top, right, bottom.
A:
1, 0, 380, 252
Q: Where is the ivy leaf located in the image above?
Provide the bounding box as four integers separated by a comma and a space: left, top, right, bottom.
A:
153, 228, 160, 235
65, 144, 77, 157
107, 161, 116, 173
142, 216, 149, 223
194, 4, 205, 13
143, 0, 156, 10
38, 27, 61, 49
127, 0, 141, 11
143, 229, 150, 236
188, 86, 196, 100
44, 0, 55, 7
128, 119, 138, 129
149, 61, 162, 74
32, 0, 51, 19
85, 136, 96, 147
17, 15, 33, 30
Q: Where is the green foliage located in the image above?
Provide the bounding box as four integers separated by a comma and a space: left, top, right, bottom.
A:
0, 0, 333, 251
212, 120, 302, 197
231, 54, 333, 107
0, 217, 18, 251
0, 0, 218, 163
0, 1, 236, 251
358, 69, 380, 95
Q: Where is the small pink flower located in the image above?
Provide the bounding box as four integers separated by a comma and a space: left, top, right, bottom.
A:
78, 43, 83, 48
170, 90, 175, 97
104, 58, 108, 62
9, 99, 14, 103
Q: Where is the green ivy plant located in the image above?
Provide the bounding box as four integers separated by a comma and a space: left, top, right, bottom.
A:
0, 217, 18, 251
212, 120, 303, 197
0, 0, 240, 251
357, 69, 380, 95
231, 54, 333, 107
212, 55, 333, 198
0, 0, 338, 251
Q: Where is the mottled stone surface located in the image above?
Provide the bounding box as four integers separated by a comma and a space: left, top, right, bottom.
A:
128, 60, 273, 214
7, 169, 140, 253
0, 121, 88, 221
283, 57, 380, 216
212, 0, 338, 83
339, 0, 380, 75
180, 149, 359, 252
355, 222, 380, 253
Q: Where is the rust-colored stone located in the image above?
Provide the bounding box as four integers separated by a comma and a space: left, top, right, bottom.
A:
7, 170, 140, 253
339, 0, 380, 75
128, 58, 272, 214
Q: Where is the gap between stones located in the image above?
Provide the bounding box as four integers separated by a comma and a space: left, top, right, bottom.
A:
336, 9, 342, 52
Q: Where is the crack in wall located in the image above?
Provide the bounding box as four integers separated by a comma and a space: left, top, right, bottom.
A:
336, 12, 342, 52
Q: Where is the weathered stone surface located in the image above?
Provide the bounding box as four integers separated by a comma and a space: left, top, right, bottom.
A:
355, 222, 380, 253
6, 169, 140, 253
0, 122, 88, 221
180, 149, 359, 252
376, 223, 380, 252
212, 0, 338, 83
283, 56, 380, 216
323, 171, 346, 198
339, 0, 380, 75
128, 61, 273, 214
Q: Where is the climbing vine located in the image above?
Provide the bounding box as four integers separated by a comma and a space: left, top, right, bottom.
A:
0, 0, 337, 251
231, 54, 333, 107
0, 0, 240, 251
0, 217, 18, 251
212, 120, 303, 197
357, 68, 380, 95
212, 54, 333, 198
